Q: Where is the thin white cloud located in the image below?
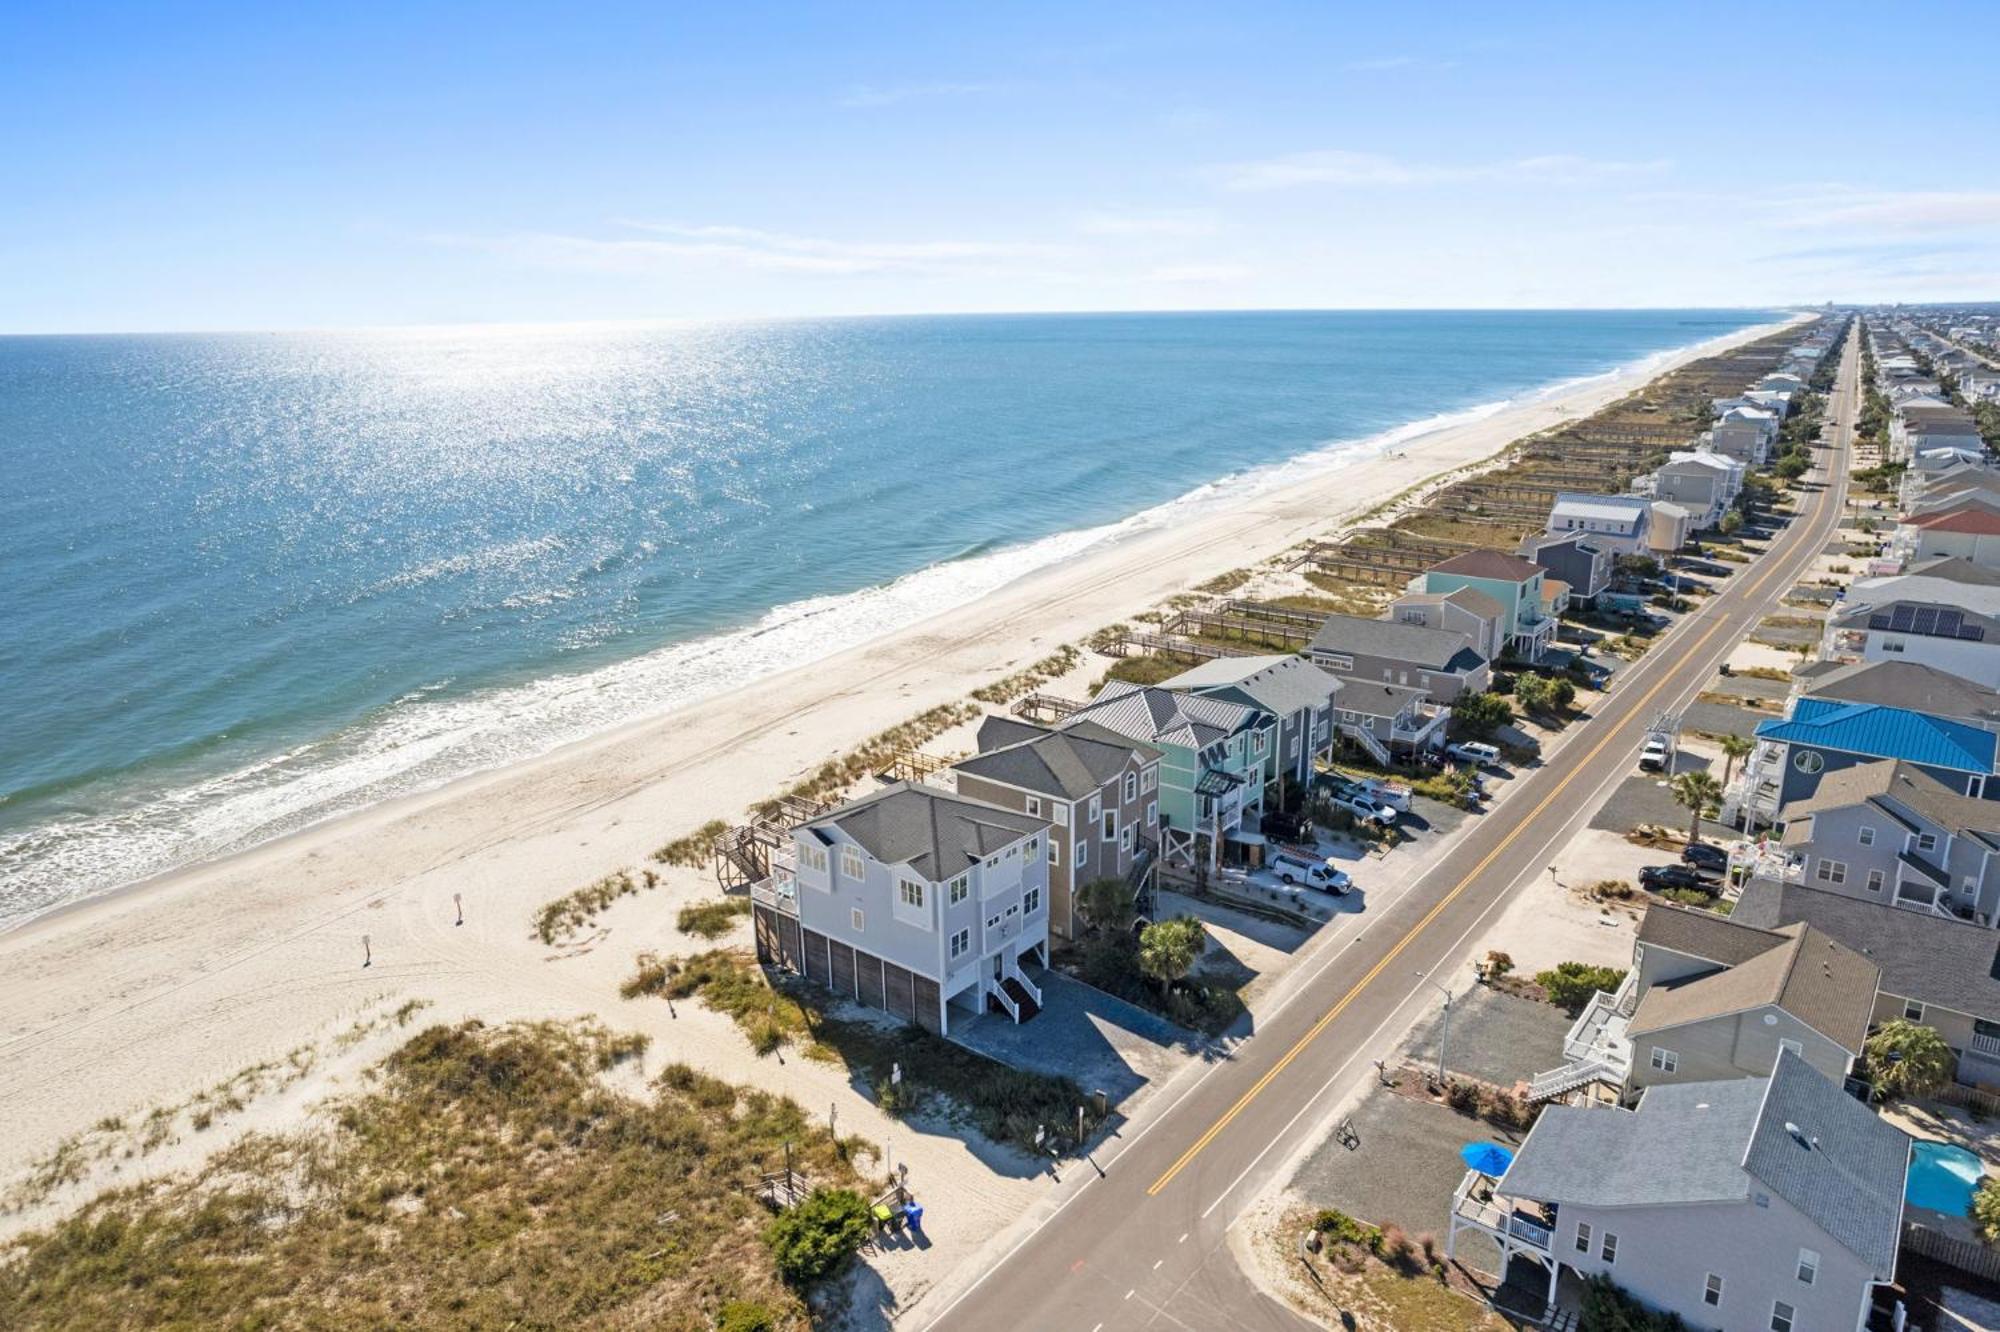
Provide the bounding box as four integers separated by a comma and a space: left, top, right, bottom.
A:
436, 222, 1069, 278
835, 81, 1001, 108
1210, 149, 1668, 192
1075, 209, 1219, 238
1772, 189, 2000, 232
1144, 263, 1254, 283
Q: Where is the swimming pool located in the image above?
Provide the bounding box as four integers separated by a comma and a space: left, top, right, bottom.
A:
1907, 1139, 1985, 1216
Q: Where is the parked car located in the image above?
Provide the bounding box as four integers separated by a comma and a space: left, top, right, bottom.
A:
1638, 864, 1711, 892
1638, 736, 1671, 772
1445, 741, 1501, 767
1329, 792, 1397, 826
1680, 842, 1729, 875
1268, 851, 1352, 895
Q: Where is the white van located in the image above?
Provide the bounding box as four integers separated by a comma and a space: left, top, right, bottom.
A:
1269, 852, 1353, 894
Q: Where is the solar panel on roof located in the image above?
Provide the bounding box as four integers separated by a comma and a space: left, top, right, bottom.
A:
1936, 610, 1963, 637
1912, 607, 1939, 635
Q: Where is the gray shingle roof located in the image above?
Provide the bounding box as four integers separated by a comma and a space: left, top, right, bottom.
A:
1794, 659, 2000, 724
1741, 1052, 1911, 1274
1635, 903, 1787, 968
1427, 549, 1544, 582
1780, 758, 2000, 840
807, 782, 1048, 880
1500, 1054, 1908, 1274
956, 717, 1160, 801
1309, 613, 1486, 673
1159, 653, 1341, 719
1734, 879, 2000, 1023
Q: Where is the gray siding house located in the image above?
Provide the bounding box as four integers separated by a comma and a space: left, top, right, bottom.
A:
1736, 878, 2000, 1089
1756, 759, 2000, 923
951, 717, 1161, 942
1307, 613, 1491, 703
750, 782, 1053, 1033
1528, 905, 1876, 1107
1518, 531, 1614, 605
1452, 1052, 1909, 1332
1388, 586, 1507, 661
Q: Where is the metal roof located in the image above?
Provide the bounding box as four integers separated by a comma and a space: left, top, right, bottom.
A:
1754, 698, 1997, 774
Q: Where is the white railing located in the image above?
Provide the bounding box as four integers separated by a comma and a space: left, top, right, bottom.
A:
749, 877, 798, 915
1452, 1170, 1553, 1251
1006, 963, 1042, 1008
1969, 1031, 2000, 1060
988, 980, 1020, 1022
1528, 1059, 1616, 1103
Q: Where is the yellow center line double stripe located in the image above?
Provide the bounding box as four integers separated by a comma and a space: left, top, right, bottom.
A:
1146, 446, 1844, 1198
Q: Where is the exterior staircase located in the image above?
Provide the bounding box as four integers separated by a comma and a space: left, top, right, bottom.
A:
1001, 976, 1041, 1021
1527, 1059, 1616, 1104
1340, 722, 1393, 765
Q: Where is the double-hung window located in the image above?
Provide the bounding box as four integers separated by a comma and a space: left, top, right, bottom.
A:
899, 880, 924, 910
1796, 1249, 1818, 1286
1023, 886, 1041, 915
1703, 1274, 1723, 1307
1073, 840, 1088, 870
1574, 1222, 1592, 1255
1600, 1232, 1618, 1264
1857, 825, 1875, 847
840, 846, 865, 881
1650, 1047, 1678, 1074
1124, 773, 1137, 803
948, 875, 969, 905
1770, 1301, 1795, 1332
1918, 832, 1940, 854
1102, 811, 1117, 843
949, 928, 970, 960
1814, 859, 1846, 885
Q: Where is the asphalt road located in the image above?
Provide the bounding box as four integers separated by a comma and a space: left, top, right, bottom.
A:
922, 322, 1861, 1332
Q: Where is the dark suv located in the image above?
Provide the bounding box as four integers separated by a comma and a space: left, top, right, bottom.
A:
1639, 864, 1711, 893
1680, 842, 1729, 875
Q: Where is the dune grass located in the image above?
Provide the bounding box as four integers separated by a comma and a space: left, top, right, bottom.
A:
535, 867, 660, 944
0, 1020, 851, 1331
678, 896, 754, 939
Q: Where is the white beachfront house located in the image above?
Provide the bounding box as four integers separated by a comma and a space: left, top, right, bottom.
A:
750, 782, 1054, 1033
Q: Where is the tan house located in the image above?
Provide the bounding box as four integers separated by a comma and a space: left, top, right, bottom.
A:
951, 717, 1162, 940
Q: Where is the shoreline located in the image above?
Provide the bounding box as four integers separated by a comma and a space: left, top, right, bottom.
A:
0, 313, 1801, 1195
0, 316, 1784, 933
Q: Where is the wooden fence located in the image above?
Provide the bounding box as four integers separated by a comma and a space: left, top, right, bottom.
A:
1903, 1220, 2000, 1285
1931, 1082, 2000, 1118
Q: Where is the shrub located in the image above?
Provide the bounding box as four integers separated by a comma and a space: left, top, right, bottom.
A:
1444, 1080, 1482, 1114
717, 1301, 781, 1332
1975, 1176, 2000, 1244
1450, 690, 1513, 740
1376, 1223, 1422, 1275
535, 869, 658, 944
1483, 950, 1514, 979
1657, 887, 1717, 909
1580, 1273, 1687, 1330
1864, 1019, 1955, 1099
764, 1187, 872, 1287
1590, 878, 1634, 901
1536, 962, 1628, 1015
1313, 1208, 1381, 1249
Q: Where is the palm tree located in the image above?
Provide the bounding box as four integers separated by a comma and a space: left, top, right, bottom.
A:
1671, 771, 1723, 848
1717, 734, 1754, 788
1137, 915, 1204, 996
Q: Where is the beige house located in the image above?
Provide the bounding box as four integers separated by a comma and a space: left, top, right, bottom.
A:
1529, 905, 1878, 1107
951, 717, 1162, 940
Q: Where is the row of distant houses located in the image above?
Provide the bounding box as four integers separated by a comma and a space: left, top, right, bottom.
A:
1451, 321, 1945, 1332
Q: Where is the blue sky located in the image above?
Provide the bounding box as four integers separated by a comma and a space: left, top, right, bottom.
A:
4, 1, 1998, 332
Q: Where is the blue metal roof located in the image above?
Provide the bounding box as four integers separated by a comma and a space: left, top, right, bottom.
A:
1755, 697, 1998, 774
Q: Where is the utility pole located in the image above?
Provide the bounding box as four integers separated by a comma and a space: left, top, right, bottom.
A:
1420, 973, 1453, 1085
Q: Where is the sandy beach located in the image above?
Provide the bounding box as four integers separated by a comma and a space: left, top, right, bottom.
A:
0, 316, 1799, 1270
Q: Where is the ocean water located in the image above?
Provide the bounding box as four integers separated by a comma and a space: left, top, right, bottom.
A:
0, 310, 1777, 925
